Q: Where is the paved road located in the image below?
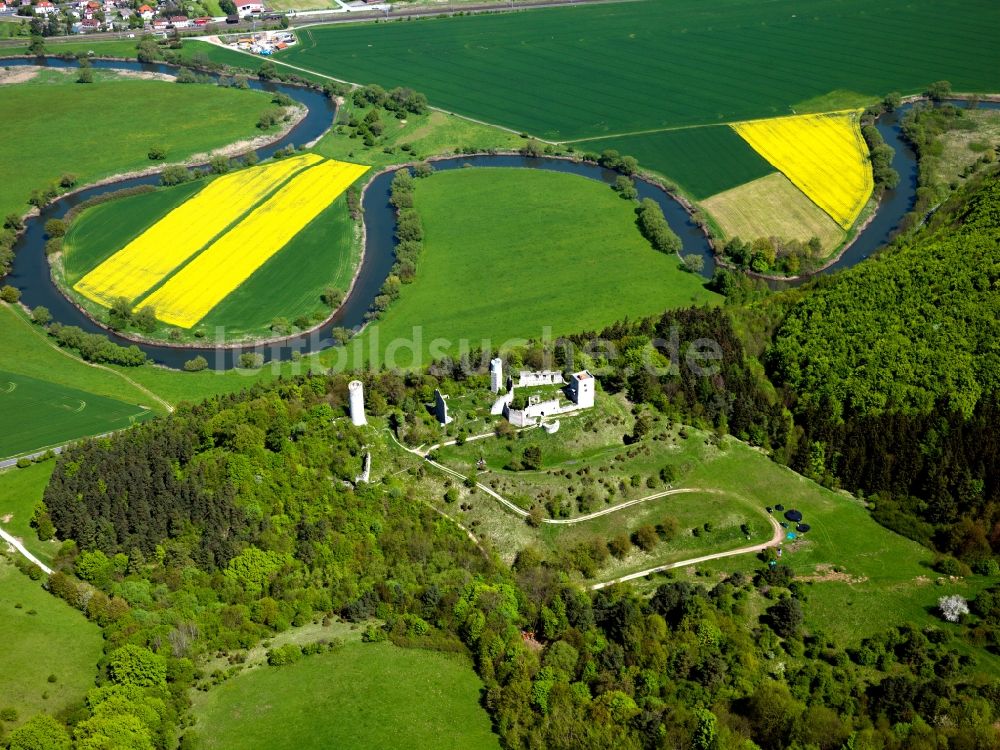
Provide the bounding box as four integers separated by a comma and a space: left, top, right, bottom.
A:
590, 515, 785, 590
0, 526, 53, 575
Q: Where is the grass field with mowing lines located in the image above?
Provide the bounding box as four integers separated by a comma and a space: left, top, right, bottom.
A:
0, 369, 153, 458
0, 558, 103, 728
349, 168, 716, 368
0, 462, 59, 567
732, 111, 873, 228
702, 173, 847, 252
75, 155, 322, 307
191, 642, 499, 750
278, 0, 1000, 142
580, 125, 775, 199
137, 159, 367, 327
0, 72, 276, 219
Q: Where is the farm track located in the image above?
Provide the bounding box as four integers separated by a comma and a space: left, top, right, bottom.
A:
0, 526, 53, 575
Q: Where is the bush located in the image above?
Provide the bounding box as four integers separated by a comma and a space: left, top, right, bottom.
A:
31, 306, 52, 326
238, 352, 264, 369
44, 219, 66, 238
184, 355, 208, 372
635, 198, 681, 254
1, 285, 21, 303
148, 145, 166, 161
266, 643, 303, 666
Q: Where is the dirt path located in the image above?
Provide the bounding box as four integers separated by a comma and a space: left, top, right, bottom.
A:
589, 515, 785, 590
0, 526, 53, 575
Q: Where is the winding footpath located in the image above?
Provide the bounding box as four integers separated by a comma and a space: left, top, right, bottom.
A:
388, 429, 786, 582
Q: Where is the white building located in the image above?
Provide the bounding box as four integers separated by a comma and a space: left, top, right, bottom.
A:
236, 0, 264, 13
566, 370, 595, 408
489, 358, 503, 394
517, 370, 563, 387
348, 380, 367, 426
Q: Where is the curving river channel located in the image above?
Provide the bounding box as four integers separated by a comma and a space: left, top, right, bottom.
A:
4, 57, 987, 369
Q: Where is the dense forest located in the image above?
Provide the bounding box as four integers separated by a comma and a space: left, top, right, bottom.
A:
765, 175, 1000, 562
13, 361, 998, 749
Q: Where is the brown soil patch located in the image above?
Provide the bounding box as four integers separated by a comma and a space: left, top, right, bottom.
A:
0, 67, 42, 85
1, 513, 12, 523
798, 563, 868, 584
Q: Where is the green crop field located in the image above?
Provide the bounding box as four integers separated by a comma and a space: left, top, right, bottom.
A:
0, 559, 103, 727
62, 179, 359, 341
0, 462, 59, 567
62, 181, 205, 286
191, 642, 499, 750
349, 168, 716, 368
0, 369, 153, 459
199, 195, 357, 337
0, 70, 276, 218
279, 0, 1000, 142
580, 125, 775, 199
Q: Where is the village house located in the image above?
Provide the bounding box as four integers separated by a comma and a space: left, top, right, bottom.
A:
169, 13, 189, 27
236, 0, 264, 13
137, 4, 153, 19
34, 0, 57, 14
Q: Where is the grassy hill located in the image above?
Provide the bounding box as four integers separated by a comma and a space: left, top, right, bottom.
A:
191, 642, 499, 750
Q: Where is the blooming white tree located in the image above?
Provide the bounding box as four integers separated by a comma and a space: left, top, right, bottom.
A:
938, 594, 969, 623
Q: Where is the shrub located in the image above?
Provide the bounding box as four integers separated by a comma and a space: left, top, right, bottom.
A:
184, 356, 208, 372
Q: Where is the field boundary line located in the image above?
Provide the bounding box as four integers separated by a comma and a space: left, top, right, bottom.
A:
0, 526, 53, 575
2, 302, 174, 414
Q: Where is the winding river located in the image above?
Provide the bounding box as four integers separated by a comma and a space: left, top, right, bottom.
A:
3, 57, 984, 369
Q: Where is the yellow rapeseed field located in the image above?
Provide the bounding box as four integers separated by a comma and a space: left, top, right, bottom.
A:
731, 111, 873, 229
138, 159, 369, 328
74, 153, 322, 307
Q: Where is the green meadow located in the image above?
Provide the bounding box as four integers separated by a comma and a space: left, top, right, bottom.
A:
191, 642, 499, 750
0, 559, 103, 727
350, 167, 716, 367
0, 70, 276, 218
0, 461, 59, 567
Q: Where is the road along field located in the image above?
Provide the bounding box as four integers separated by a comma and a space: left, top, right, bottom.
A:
74, 154, 323, 307
0, 369, 154, 459
702, 173, 847, 252
731, 111, 874, 228
137, 159, 368, 328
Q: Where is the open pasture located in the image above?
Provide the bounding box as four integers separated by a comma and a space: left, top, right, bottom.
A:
732, 111, 873, 228
279, 0, 1000, 143
0, 559, 103, 726
349, 167, 716, 368
0, 370, 153, 459
138, 159, 368, 328
0, 71, 275, 219
191, 642, 499, 750
74, 154, 322, 307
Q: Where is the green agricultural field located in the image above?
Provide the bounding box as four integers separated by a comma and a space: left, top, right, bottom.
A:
349, 168, 716, 368
61, 180, 359, 341
0, 462, 59, 567
61, 181, 205, 286
197, 195, 356, 337
0, 69, 276, 218
580, 125, 775, 200
0, 369, 153, 459
279, 0, 1000, 142
191, 642, 500, 750
0, 558, 103, 727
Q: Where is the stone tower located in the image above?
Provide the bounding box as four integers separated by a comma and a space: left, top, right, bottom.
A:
348, 380, 367, 426
489, 358, 503, 393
